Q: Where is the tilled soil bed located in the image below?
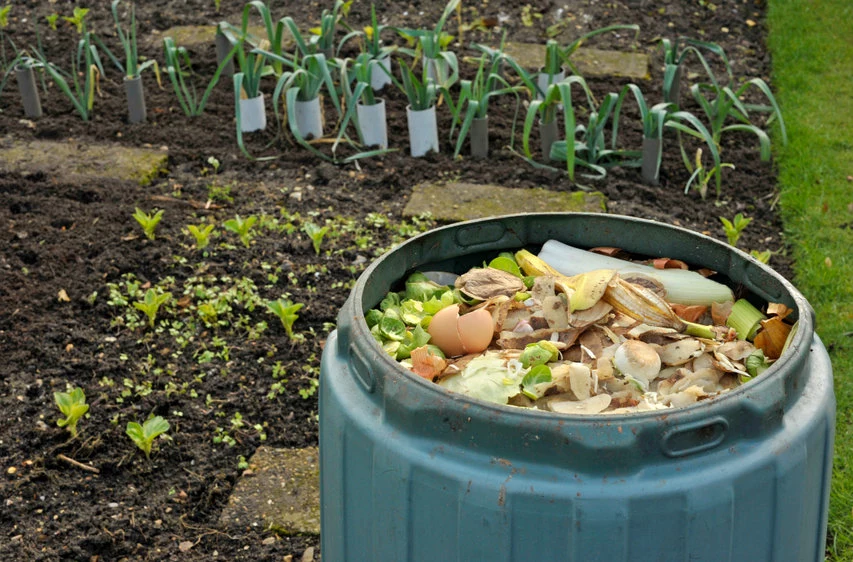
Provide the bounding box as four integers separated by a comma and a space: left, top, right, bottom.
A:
0, 0, 789, 560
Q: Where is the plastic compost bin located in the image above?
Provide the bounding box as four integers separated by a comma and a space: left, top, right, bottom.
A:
319, 213, 834, 562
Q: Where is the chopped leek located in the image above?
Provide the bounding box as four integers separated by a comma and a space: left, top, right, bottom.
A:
727, 299, 766, 340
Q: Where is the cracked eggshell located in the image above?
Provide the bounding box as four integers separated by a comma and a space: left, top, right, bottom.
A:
428, 305, 494, 357
457, 308, 495, 354
428, 304, 466, 357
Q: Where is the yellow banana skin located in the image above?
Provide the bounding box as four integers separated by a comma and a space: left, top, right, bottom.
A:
515, 250, 616, 312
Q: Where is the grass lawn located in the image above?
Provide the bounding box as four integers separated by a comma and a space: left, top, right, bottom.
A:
767, 0, 853, 558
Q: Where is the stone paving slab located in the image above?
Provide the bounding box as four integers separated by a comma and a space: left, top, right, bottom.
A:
404, 182, 606, 222
148, 25, 294, 50
220, 446, 320, 536
503, 43, 649, 79
0, 137, 167, 186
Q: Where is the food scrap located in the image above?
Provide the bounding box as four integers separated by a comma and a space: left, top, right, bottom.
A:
365, 243, 796, 415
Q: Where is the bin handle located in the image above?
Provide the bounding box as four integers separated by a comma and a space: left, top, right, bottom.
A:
349, 342, 376, 393
660, 416, 728, 458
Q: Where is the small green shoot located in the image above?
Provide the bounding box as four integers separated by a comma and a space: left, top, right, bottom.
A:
267, 298, 304, 338
720, 213, 753, 247
54, 387, 89, 438
133, 288, 172, 328
126, 415, 170, 459
207, 155, 221, 174
186, 223, 215, 250
223, 214, 258, 248
133, 208, 164, 240
750, 249, 773, 264
684, 148, 734, 199
303, 222, 329, 255
63, 7, 90, 34
46, 13, 60, 31
0, 5, 10, 29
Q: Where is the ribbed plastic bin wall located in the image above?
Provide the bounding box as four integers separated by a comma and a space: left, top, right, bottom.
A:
319, 213, 834, 562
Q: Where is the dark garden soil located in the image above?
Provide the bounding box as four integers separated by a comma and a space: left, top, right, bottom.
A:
0, 0, 788, 560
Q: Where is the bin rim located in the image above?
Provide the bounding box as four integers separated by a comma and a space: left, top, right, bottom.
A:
345, 211, 815, 423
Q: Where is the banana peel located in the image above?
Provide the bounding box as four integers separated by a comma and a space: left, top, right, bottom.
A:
516, 249, 715, 337
515, 250, 615, 312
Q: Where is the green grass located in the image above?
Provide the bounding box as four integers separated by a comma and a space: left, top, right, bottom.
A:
767, 0, 853, 558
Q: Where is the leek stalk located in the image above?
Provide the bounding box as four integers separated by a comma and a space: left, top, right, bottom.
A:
538, 239, 734, 306
726, 298, 766, 340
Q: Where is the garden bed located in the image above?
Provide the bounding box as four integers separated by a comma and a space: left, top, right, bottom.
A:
0, 0, 788, 559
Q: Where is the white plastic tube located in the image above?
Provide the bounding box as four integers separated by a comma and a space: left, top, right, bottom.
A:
371, 56, 392, 91
357, 99, 388, 149
538, 239, 734, 305
537, 67, 565, 100
406, 105, 439, 157
294, 97, 323, 140
239, 94, 266, 133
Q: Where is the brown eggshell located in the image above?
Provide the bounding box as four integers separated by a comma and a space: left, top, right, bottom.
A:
427, 304, 466, 357
457, 308, 494, 354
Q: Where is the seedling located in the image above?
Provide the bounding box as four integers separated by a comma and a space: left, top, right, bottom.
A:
54, 387, 89, 438
223, 214, 257, 248
0, 5, 10, 29
302, 222, 329, 255
63, 7, 90, 34
126, 415, 170, 459
720, 213, 753, 247
684, 148, 734, 199
46, 13, 60, 31
133, 208, 164, 240
186, 223, 215, 250
750, 249, 773, 264
133, 288, 172, 328
267, 298, 304, 338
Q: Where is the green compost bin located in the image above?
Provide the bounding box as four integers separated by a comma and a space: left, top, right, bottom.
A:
319, 213, 834, 562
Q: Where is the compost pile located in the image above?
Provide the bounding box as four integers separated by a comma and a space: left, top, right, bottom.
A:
367, 241, 794, 414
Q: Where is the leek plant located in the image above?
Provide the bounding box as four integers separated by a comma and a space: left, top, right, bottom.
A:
219, 1, 295, 77
98, 0, 158, 80
449, 46, 523, 158
689, 78, 787, 162
386, 57, 439, 111
611, 84, 674, 184
234, 39, 270, 100
398, 0, 460, 88
336, 53, 378, 146
163, 36, 235, 116
659, 37, 731, 106
313, 0, 351, 57
279, 0, 350, 61
520, 76, 595, 181
338, 3, 400, 59
537, 24, 638, 95
32, 26, 104, 121
610, 83, 721, 188
548, 91, 640, 180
